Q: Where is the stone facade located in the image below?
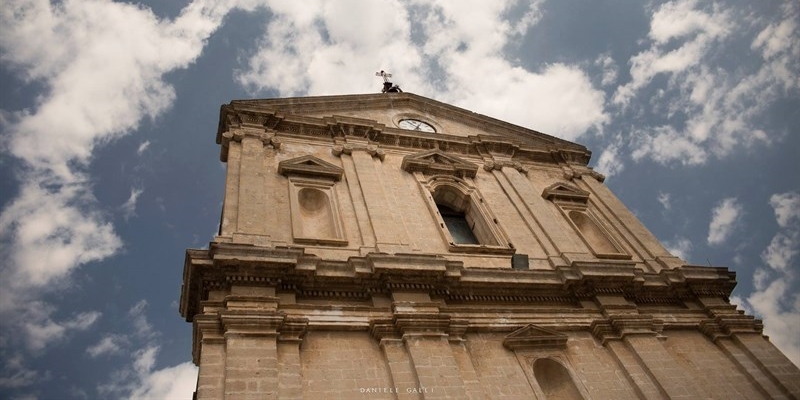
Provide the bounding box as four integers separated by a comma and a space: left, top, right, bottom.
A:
180, 93, 800, 399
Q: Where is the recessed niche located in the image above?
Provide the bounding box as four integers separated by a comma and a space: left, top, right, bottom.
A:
533, 358, 584, 400
568, 210, 619, 255
279, 155, 347, 246
297, 188, 335, 238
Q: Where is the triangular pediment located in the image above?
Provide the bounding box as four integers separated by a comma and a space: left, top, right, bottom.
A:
542, 182, 590, 203
218, 93, 591, 165
503, 324, 568, 351
278, 155, 343, 181
401, 150, 478, 178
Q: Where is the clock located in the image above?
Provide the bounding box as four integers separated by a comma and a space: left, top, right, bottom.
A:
398, 119, 436, 133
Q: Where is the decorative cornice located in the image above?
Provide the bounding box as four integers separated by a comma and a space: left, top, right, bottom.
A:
218, 128, 281, 162
216, 94, 593, 167
590, 315, 663, 344
699, 304, 763, 341
180, 245, 740, 326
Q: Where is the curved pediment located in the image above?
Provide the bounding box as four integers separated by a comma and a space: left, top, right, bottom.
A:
401, 149, 478, 178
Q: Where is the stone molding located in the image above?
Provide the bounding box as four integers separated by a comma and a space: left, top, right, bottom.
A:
590, 315, 664, 344
482, 159, 528, 174
220, 94, 586, 151
562, 165, 606, 182
277, 155, 343, 181
503, 324, 568, 351
181, 244, 739, 325
331, 143, 386, 161
216, 94, 592, 167
542, 182, 591, 203
191, 309, 309, 364
218, 128, 281, 162
699, 304, 764, 341
401, 149, 478, 179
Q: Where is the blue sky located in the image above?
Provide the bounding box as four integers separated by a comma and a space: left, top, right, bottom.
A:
1, 0, 798, 398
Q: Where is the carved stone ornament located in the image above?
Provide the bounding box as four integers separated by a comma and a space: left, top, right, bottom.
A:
483, 159, 528, 174
331, 143, 386, 161
541, 182, 591, 203
221, 129, 281, 149
401, 149, 479, 178
562, 165, 605, 182
503, 324, 568, 351
278, 155, 343, 181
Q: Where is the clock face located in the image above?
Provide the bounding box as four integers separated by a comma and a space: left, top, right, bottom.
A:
398, 119, 436, 133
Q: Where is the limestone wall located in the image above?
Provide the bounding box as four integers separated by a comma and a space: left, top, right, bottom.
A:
217, 136, 681, 273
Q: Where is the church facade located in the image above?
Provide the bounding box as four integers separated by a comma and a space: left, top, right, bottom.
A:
179, 92, 799, 399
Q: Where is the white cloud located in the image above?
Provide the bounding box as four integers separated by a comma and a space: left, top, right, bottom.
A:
631, 125, 706, 165
0, 0, 242, 391
707, 197, 741, 245
614, 0, 732, 107
769, 192, 800, 228
743, 271, 800, 367
237, 0, 607, 141
86, 335, 128, 358
737, 191, 800, 367
761, 192, 800, 271
128, 300, 156, 340
136, 140, 151, 155
762, 232, 799, 272
595, 53, 618, 87
664, 236, 692, 261
98, 346, 198, 400
657, 192, 671, 210
0, 355, 46, 389
127, 361, 198, 400
595, 143, 624, 178
614, 0, 799, 166
121, 187, 144, 221
22, 307, 101, 352
0, 0, 240, 288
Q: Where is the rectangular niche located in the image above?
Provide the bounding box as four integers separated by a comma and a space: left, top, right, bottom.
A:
559, 204, 628, 259
287, 177, 348, 246
278, 155, 348, 246
542, 183, 629, 260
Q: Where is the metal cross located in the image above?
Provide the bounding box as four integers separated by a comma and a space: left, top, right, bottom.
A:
375, 70, 392, 82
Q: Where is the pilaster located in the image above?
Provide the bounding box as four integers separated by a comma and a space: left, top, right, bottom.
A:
591, 295, 708, 399
699, 297, 800, 398
333, 140, 408, 253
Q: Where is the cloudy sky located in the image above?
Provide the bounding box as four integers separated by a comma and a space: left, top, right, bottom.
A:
0, 0, 798, 398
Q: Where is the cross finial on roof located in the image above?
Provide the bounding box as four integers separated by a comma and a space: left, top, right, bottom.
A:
375, 70, 392, 82
375, 70, 402, 93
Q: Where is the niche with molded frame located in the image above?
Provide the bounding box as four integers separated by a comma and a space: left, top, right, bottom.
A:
278, 156, 347, 246
532, 358, 585, 400
542, 183, 628, 259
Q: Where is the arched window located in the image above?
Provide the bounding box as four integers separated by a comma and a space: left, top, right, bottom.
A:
426, 179, 513, 254
533, 358, 584, 400
436, 204, 479, 245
